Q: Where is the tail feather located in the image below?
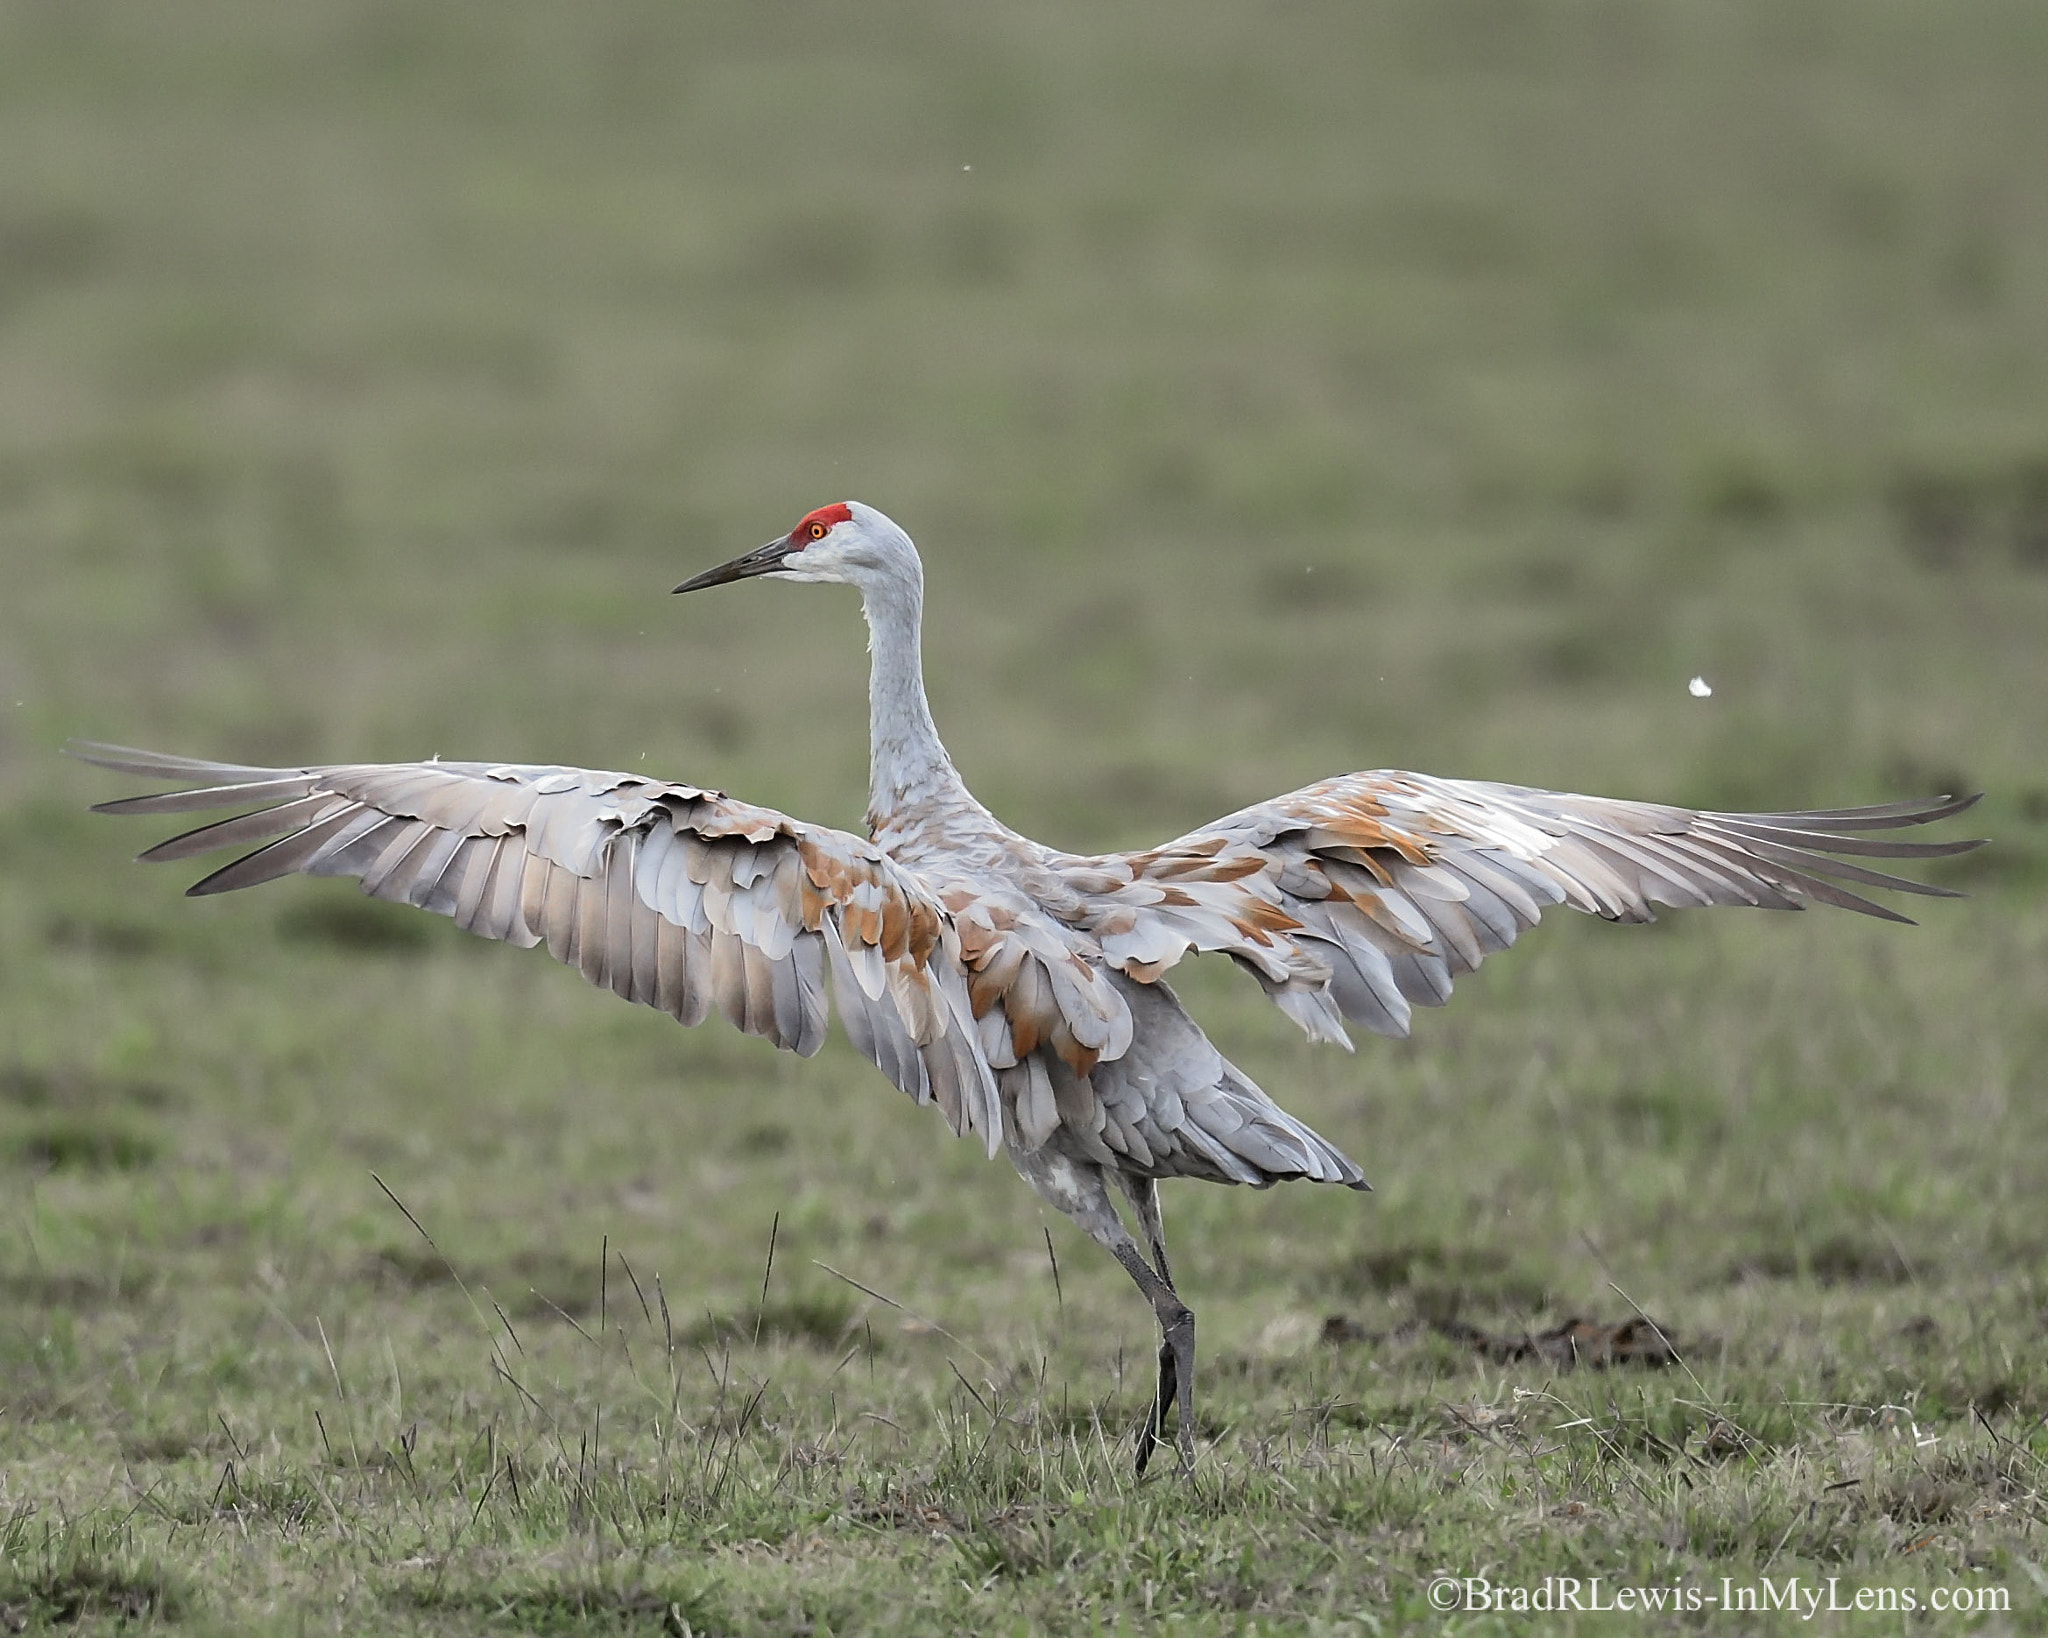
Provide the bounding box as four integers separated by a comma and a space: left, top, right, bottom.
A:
1195, 1062, 1368, 1190
1087, 972, 1369, 1189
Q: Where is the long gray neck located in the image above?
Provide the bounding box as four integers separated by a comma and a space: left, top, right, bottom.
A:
861, 568, 976, 828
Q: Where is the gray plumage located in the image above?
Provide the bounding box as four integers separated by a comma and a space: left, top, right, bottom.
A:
71, 500, 1984, 1476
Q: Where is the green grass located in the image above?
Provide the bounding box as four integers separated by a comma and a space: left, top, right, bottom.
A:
4, 1, 2048, 1631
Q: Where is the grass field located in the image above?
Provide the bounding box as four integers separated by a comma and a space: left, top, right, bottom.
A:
4, 2, 2048, 1631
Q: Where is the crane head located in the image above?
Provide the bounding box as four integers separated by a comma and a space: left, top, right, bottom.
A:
673, 501, 918, 596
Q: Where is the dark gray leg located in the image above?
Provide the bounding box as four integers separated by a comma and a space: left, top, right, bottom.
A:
1115, 1175, 1196, 1474
1012, 1148, 1198, 1475
1118, 1172, 1175, 1290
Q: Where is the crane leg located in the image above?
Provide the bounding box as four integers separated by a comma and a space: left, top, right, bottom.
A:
1116, 1175, 1196, 1477
1111, 1238, 1196, 1478
1011, 1147, 1198, 1476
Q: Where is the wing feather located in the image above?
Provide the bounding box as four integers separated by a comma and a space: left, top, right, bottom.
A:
1058, 771, 1983, 1042
72, 743, 1006, 1151
93, 776, 323, 817
451, 835, 504, 931
474, 839, 539, 947
183, 803, 375, 896
1314, 934, 1410, 1037
655, 914, 710, 1025
625, 860, 661, 1006
370, 823, 464, 909
137, 794, 346, 862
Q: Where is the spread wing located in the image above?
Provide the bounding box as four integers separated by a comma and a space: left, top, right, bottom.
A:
1052, 772, 1985, 1047
67, 742, 1006, 1152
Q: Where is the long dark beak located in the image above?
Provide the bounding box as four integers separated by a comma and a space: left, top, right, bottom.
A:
672, 538, 793, 595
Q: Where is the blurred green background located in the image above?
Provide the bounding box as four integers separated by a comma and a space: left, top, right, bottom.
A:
6, 1, 2046, 830
2, 3, 2045, 1632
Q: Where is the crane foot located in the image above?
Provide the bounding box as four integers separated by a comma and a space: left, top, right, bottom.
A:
1133, 1306, 1196, 1476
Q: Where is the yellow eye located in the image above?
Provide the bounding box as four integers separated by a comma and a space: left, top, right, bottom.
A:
807, 521, 828, 541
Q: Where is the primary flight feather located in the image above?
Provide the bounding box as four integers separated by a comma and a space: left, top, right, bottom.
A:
71, 500, 1984, 1475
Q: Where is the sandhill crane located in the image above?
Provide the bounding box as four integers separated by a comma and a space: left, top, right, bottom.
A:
72, 500, 1983, 1475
